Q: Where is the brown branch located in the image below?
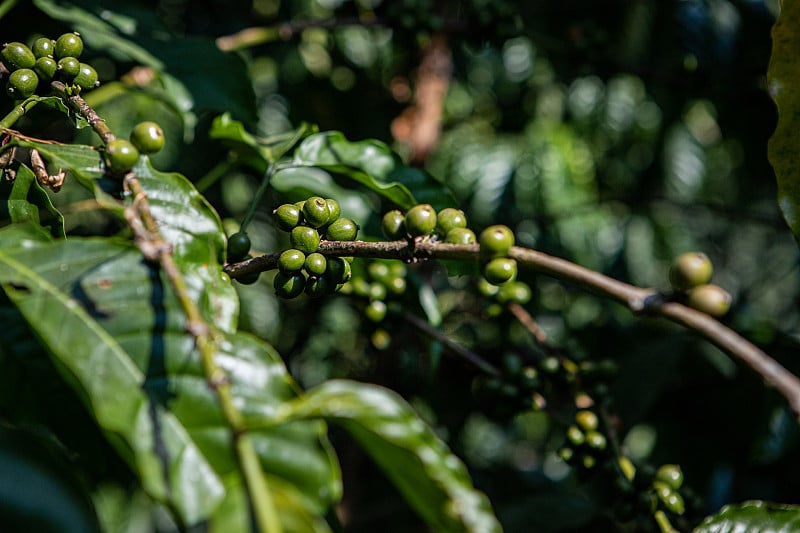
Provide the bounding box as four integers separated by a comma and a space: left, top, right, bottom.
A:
216, 17, 384, 51
506, 302, 551, 348
226, 238, 800, 417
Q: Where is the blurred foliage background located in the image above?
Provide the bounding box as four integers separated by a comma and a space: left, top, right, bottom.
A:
2, 0, 799, 531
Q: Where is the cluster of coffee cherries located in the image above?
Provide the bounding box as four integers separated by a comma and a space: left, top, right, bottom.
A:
1, 33, 98, 100
228, 196, 359, 294
381, 204, 519, 288
342, 259, 408, 323
104, 121, 165, 175
559, 412, 690, 525
669, 252, 731, 317
558, 408, 608, 469
612, 460, 690, 525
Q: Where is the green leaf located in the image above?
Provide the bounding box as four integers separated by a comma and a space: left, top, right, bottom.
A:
4, 139, 118, 210
0, 237, 225, 524
0, 233, 341, 527
293, 131, 456, 210
694, 501, 800, 532
0, 163, 65, 238
768, 1, 800, 241
4, 139, 234, 328
273, 380, 502, 533
33, 0, 164, 67
28, 94, 89, 128
209, 113, 317, 168
270, 166, 373, 223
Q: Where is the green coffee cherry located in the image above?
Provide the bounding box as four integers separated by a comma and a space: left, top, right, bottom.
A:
2, 42, 36, 70
540, 356, 561, 374
290, 226, 321, 254
686, 284, 732, 317
381, 210, 406, 239
303, 196, 331, 228
325, 198, 341, 221
436, 207, 467, 235
585, 431, 607, 450
34, 57, 57, 80
325, 217, 359, 241
278, 249, 306, 273
74, 62, 98, 89
57, 56, 80, 78
385, 276, 406, 296
483, 257, 517, 285
227, 231, 251, 262
365, 299, 388, 322
274, 203, 301, 231
6, 68, 38, 99
479, 225, 515, 258
655, 464, 684, 490
404, 204, 437, 236
653, 482, 685, 515
129, 121, 164, 154
305, 275, 332, 297
326, 257, 352, 284
368, 262, 391, 282
575, 410, 599, 432
31, 37, 55, 59
477, 278, 500, 297
104, 139, 140, 173
54, 33, 83, 59
670, 252, 713, 291
558, 447, 574, 462
445, 227, 477, 245
304, 252, 328, 276
274, 272, 306, 298
496, 281, 531, 304
566, 425, 585, 446
367, 282, 387, 302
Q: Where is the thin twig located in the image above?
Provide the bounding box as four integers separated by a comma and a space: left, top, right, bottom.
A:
401, 311, 500, 376
506, 302, 550, 348
227, 238, 800, 417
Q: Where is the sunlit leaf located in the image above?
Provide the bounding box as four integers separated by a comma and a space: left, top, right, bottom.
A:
209, 113, 317, 168
0, 236, 225, 524
768, 0, 800, 241
293, 131, 455, 210
272, 380, 502, 533
695, 501, 800, 532
5, 138, 117, 209
0, 232, 341, 527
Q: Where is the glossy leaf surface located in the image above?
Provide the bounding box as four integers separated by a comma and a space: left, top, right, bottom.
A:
273, 380, 502, 533
0, 231, 341, 526
695, 501, 800, 533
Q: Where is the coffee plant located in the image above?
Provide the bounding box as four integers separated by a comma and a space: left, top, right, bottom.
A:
2, 1, 800, 532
